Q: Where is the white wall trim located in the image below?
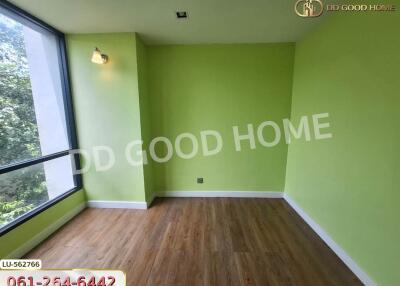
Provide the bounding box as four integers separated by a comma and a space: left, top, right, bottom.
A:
87, 191, 282, 209
283, 194, 377, 286
87, 200, 148, 209
156, 190, 283, 198
6, 202, 86, 259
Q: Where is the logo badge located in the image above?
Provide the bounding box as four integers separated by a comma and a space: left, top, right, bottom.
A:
295, 0, 324, 17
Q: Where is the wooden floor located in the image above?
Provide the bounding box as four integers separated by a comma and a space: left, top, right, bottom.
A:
26, 198, 362, 286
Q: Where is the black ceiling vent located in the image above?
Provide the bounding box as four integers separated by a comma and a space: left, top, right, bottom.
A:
176, 11, 188, 19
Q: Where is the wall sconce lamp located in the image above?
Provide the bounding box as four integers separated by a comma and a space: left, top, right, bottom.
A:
91, 47, 108, 64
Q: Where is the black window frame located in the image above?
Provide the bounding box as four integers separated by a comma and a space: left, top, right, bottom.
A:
0, 0, 83, 236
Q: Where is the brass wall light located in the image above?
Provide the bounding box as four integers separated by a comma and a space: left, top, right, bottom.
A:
91, 47, 108, 64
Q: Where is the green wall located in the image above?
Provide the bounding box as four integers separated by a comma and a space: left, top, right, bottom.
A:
147, 43, 295, 192
67, 33, 147, 202
285, 10, 400, 286
0, 190, 85, 258
136, 36, 155, 203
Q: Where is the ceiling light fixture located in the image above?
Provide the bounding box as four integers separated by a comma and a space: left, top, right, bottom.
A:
176, 11, 188, 19
91, 47, 108, 64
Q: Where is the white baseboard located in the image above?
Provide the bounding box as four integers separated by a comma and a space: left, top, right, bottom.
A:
283, 194, 377, 286
86, 191, 281, 210
6, 203, 86, 259
155, 190, 283, 198
87, 200, 148, 209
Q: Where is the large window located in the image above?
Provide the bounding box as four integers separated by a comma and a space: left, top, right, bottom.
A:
0, 2, 81, 234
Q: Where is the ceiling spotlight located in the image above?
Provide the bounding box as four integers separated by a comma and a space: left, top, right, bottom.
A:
176, 11, 188, 19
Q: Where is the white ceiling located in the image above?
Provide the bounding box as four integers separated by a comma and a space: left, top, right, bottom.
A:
9, 0, 323, 45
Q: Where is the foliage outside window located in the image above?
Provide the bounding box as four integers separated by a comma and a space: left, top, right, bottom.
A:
0, 6, 80, 232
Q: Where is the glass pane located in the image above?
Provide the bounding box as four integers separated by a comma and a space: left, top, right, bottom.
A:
0, 11, 69, 167
0, 155, 75, 228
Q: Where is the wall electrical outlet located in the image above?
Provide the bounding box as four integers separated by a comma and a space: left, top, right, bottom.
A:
197, 178, 204, 184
